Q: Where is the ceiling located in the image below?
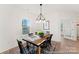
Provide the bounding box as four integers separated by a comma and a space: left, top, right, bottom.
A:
14, 4, 79, 14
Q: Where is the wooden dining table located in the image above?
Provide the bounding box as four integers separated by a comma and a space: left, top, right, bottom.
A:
22, 34, 50, 54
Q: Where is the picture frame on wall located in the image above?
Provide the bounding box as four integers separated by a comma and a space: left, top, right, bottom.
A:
43, 21, 50, 30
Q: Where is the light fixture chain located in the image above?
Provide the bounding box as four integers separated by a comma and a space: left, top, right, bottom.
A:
40, 4, 42, 15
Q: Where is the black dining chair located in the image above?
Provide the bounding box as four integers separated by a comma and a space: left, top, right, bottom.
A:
41, 34, 54, 54
41, 34, 53, 48
26, 42, 37, 54
47, 34, 53, 46
17, 40, 29, 54
17, 39, 37, 54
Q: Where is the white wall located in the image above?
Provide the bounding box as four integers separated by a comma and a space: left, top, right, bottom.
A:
0, 4, 41, 53
0, 4, 79, 53
0, 5, 18, 53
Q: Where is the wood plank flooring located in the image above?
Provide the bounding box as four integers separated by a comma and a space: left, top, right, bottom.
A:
58, 39, 79, 53
2, 38, 79, 54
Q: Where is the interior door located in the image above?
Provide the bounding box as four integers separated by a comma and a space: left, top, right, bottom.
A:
62, 19, 77, 41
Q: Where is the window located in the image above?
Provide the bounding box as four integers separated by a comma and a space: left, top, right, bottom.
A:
22, 18, 30, 34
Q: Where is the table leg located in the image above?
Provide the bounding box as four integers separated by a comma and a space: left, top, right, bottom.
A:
37, 46, 41, 54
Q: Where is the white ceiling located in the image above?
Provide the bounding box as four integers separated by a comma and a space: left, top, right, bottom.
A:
14, 4, 79, 14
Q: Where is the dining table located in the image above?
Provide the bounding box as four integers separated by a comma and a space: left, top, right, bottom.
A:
22, 34, 51, 54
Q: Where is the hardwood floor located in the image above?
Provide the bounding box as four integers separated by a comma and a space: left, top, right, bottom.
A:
2, 38, 79, 54
1, 47, 20, 54
58, 39, 79, 53
1, 41, 60, 54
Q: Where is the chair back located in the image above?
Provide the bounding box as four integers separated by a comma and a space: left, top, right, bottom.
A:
17, 39, 37, 54
49, 34, 53, 40
48, 34, 53, 45
17, 40, 25, 54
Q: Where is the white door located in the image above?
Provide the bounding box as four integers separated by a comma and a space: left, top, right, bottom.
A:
62, 19, 77, 41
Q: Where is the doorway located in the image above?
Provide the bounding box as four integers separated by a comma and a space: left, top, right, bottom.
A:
61, 19, 77, 41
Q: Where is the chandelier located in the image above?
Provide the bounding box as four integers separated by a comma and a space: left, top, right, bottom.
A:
36, 4, 46, 22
